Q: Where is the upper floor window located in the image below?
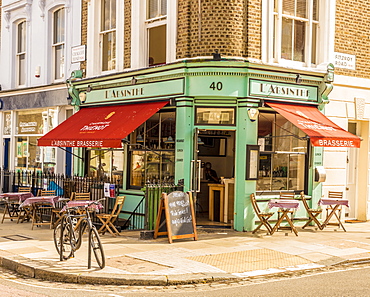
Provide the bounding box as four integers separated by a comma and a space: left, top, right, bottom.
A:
16, 20, 26, 86
146, 0, 167, 66
53, 8, 65, 80
262, 0, 327, 67
100, 0, 116, 71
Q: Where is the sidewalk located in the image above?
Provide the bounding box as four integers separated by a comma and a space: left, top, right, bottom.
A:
1, 219, 370, 286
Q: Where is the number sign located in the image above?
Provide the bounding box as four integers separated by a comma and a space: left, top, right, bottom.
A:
154, 191, 198, 243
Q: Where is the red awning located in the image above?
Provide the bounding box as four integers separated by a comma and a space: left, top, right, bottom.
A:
37, 101, 168, 148
266, 102, 361, 148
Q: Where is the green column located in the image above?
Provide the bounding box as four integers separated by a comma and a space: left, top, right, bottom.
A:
174, 98, 194, 192
234, 100, 259, 231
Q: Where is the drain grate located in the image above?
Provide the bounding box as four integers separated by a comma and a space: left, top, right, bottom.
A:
1, 234, 33, 241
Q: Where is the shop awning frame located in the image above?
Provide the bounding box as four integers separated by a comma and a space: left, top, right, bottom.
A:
266, 102, 361, 148
37, 101, 169, 148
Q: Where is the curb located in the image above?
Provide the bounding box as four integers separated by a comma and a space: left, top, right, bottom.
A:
2, 254, 370, 286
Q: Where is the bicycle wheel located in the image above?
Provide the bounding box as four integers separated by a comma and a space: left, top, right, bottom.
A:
89, 227, 105, 269
53, 222, 74, 260
72, 218, 86, 251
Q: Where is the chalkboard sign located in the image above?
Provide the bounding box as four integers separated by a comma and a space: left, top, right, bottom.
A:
154, 191, 198, 243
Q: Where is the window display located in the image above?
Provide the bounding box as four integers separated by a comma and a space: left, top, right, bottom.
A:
128, 111, 175, 188
257, 112, 308, 192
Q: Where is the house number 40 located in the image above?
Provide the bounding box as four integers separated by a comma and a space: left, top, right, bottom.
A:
209, 82, 223, 91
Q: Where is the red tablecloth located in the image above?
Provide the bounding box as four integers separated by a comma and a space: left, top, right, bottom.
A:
0, 192, 34, 203
62, 200, 103, 212
319, 198, 349, 207
19, 196, 59, 208
268, 199, 300, 209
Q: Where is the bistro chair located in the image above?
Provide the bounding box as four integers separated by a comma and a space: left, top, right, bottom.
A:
18, 186, 31, 193
96, 196, 126, 237
30, 189, 57, 229
326, 191, 344, 224
278, 192, 295, 220
300, 192, 323, 230
250, 193, 274, 235
71, 192, 91, 201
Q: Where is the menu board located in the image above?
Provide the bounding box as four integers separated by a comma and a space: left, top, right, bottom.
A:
154, 191, 198, 243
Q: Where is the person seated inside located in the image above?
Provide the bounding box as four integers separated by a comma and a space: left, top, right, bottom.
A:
205, 162, 219, 183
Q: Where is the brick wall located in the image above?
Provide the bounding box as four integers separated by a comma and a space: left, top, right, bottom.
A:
124, 0, 131, 68
176, 0, 261, 60
80, 0, 87, 75
335, 1, 370, 78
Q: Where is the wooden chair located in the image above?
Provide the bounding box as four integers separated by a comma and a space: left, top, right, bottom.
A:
18, 186, 31, 193
250, 193, 274, 235
71, 192, 91, 200
300, 192, 323, 230
31, 189, 57, 229
96, 196, 126, 236
278, 192, 295, 220
326, 191, 344, 226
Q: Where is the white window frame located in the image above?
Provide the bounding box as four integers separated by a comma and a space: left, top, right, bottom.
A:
261, 0, 335, 69
16, 20, 26, 87
52, 7, 66, 81
131, 0, 177, 69
100, 0, 117, 72
86, 0, 124, 76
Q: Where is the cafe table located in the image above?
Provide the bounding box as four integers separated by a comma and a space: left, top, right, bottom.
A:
319, 197, 349, 231
268, 199, 300, 236
61, 200, 104, 229
19, 196, 59, 229
0, 192, 34, 223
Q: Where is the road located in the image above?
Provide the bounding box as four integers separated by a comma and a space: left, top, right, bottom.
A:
1, 264, 370, 296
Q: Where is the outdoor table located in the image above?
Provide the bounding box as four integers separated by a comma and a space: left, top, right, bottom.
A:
319, 197, 349, 231
62, 200, 104, 230
19, 196, 59, 229
268, 199, 300, 236
0, 192, 34, 223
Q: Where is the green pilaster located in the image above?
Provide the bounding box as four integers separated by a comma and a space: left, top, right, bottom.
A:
310, 146, 324, 206
174, 98, 194, 192
234, 99, 259, 231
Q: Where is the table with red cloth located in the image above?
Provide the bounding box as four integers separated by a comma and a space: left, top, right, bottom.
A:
0, 192, 34, 223
268, 199, 300, 236
319, 197, 349, 231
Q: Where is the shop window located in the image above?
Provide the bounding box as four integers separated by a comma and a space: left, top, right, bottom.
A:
101, 0, 116, 71
257, 111, 308, 192
15, 109, 57, 172
87, 149, 123, 186
195, 107, 235, 126
52, 7, 65, 80
263, 0, 323, 67
16, 20, 26, 86
128, 111, 175, 188
146, 0, 167, 66
3, 112, 11, 135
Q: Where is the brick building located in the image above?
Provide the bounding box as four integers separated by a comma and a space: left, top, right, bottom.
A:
2, 1, 364, 230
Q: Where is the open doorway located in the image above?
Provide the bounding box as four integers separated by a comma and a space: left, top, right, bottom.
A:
194, 130, 235, 226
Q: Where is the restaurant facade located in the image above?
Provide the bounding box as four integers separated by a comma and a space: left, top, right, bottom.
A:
38, 60, 360, 232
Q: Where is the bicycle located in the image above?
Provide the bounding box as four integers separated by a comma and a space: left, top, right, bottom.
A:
53, 198, 106, 269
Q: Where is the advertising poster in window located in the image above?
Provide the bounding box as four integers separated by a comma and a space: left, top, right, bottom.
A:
17, 142, 22, 158
22, 141, 28, 157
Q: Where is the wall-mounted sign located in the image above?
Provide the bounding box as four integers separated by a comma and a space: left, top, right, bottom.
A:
249, 79, 318, 102
85, 78, 184, 104
71, 45, 86, 63
334, 52, 355, 70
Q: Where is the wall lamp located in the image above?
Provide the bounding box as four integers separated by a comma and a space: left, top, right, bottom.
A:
212, 49, 221, 61
295, 74, 302, 84
86, 85, 92, 92
131, 76, 137, 85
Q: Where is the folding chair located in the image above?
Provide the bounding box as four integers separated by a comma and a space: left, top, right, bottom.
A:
18, 186, 31, 193
250, 193, 274, 235
300, 191, 323, 230
325, 191, 345, 230
71, 192, 91, 200
3, 187, 32, 222
96, 196, 126, 236
31, 189, 56, 229
278, 192, 295, 220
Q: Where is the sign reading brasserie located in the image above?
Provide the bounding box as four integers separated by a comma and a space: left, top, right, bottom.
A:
249, 79, 318, 102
